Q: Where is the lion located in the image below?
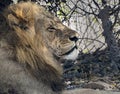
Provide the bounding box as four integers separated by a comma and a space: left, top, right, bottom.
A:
0, 2, 79, 94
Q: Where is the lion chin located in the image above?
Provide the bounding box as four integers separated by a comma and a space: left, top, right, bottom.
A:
0, 1, 79, 94
63, 48, 79, 60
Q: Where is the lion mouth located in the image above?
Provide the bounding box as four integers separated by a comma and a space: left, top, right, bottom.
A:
62, 46, 78, 55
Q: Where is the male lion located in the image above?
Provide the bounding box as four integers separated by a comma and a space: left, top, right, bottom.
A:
0, 2, 79, 94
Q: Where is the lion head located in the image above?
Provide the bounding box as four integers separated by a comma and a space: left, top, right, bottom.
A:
5, 2, 79, 60
0, 2, 79, 93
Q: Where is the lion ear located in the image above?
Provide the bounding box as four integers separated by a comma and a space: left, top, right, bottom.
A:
7, 14, 19, 27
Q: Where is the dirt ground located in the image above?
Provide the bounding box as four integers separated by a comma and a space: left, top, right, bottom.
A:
63, 89, 120, 94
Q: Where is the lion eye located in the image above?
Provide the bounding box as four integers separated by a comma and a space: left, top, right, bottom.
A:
18, 24, 28, 31
47, 27, 56, 32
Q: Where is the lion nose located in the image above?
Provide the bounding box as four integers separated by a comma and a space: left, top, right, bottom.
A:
69, 36, 79, 42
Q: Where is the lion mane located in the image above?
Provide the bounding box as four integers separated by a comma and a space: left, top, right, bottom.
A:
0, 2, 64, 94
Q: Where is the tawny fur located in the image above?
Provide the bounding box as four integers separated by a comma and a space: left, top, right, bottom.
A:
0, 2, 63, 94
0, 1, 79, 94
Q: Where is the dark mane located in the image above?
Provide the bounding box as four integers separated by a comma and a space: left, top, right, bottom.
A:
0, 2, 64, 93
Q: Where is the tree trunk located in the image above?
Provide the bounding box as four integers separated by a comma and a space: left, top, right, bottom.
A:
98, 6, 120, 72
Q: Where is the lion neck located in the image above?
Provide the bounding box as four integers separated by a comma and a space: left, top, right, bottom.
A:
0, 28, 64, 92
5, 34, 64, 92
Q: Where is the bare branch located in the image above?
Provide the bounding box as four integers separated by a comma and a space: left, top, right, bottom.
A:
92, 0, 101, 10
